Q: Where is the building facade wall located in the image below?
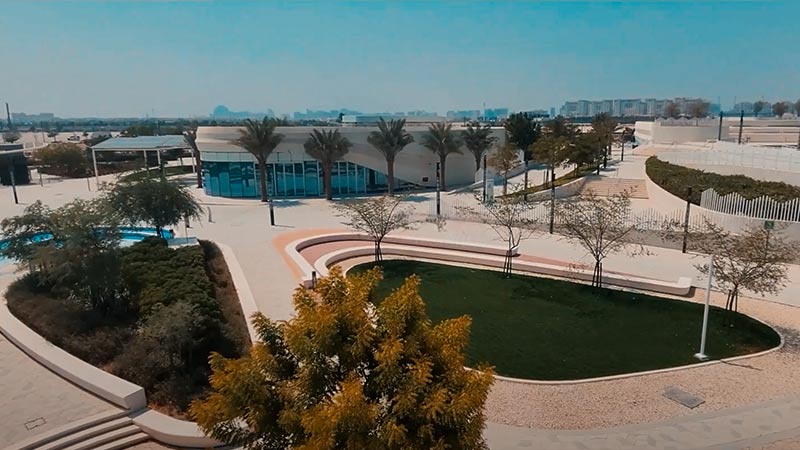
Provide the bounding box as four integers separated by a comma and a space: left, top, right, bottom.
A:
196, 126, 506, 198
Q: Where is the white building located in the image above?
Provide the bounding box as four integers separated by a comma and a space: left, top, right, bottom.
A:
196, 125, 507, 198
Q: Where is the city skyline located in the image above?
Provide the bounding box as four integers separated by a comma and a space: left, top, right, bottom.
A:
2, 1, 799, 118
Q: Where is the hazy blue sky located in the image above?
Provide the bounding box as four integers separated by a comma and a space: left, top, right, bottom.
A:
1, 1, 798, 118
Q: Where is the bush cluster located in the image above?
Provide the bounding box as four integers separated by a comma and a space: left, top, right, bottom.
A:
7, 238, 246, 414
645, 156, 800, 204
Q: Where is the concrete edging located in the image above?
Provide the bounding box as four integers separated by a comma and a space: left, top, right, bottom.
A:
291, 233, 691, 296
292, 235, 782, 386
0, 300, 147, 411
0, 239, 259, 449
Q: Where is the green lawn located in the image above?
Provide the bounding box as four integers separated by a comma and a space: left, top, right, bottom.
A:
351, 260, 779, 380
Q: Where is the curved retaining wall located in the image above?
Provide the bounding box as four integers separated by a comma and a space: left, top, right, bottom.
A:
0, 239, 259, 449
288, 233, 692, 296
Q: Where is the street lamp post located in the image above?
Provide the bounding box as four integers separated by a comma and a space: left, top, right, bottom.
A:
435, 162, 441, 217
482, 153, 487, 203
695, 254, 715, 361
7, 156, 19, 204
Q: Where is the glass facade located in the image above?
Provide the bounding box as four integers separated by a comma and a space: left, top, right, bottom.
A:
203, 159, 404, 198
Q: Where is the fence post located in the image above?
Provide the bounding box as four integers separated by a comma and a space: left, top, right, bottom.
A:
682, 187, 693, 253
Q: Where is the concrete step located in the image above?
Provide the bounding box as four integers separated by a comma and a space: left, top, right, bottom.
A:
71, 431, 150, 450
89, 433, 149, 450
60, 424, 142, 450
9, 410, 129, 450
37, 418, 134, 450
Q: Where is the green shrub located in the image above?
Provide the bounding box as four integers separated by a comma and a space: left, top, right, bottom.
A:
7, 238, 248, 415
645, 156, 800, 204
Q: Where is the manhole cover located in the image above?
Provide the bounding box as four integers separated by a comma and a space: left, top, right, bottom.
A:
24, 417, 46, 430
663, 386, 705, 409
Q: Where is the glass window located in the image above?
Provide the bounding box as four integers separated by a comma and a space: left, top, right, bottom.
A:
304, 161, 319, 196
229, 162, 243, 197
294, 163, 305, 196
218, 162, 231, 197
242, 163, 256, 197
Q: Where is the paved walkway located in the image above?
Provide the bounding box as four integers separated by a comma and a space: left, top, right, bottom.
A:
486, 395, 800, 450
0, 265, 119, 449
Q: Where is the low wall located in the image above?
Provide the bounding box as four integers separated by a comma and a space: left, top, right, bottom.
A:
680, 163, 799, 185
290, 233, 692, 296
528, 175, 590, 201
0, 301, 146, 411
132, 410, 221, 448
0, 238, 258, 448
288, 232, 519, 288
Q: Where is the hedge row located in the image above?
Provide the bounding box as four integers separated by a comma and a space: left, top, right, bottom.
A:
645, 156, 800, 204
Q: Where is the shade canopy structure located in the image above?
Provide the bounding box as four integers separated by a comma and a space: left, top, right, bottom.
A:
89, 135, 191, 187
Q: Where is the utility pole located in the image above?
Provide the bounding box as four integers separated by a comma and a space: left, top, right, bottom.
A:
738, 110, 744, 144
5, 103, 11, 129
718, 111, 724, 141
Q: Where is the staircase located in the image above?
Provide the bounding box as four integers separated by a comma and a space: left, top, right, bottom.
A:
10, 410, 148, 450
577, 177, 648, 199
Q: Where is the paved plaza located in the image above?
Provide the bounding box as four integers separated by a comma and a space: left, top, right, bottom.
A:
1, 149, 799, 449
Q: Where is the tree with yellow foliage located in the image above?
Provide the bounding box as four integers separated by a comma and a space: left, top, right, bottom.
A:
191, 266, 494, 450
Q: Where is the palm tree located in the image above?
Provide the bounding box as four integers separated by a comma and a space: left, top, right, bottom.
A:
184, 128, 203, 188
420, 122, 462, 191
591, 112, 617, 168
462, 121, 498, 172
503, 112, 540, 190
233, 117, 284, 202
366, 118, 414, 195
304, 129, 352, 200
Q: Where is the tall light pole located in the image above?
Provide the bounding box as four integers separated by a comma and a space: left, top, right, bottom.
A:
738, 110, 744, 144
435, 161, 441, 217
482, 153, 487, 203
695, 254, 715, 361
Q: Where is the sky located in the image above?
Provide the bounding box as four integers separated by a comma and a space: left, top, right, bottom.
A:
1, 0, 798, 118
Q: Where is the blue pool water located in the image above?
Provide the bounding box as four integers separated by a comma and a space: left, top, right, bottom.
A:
0, 227, 174, 265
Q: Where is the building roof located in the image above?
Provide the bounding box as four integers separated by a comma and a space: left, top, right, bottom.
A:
91, 135, 188, 150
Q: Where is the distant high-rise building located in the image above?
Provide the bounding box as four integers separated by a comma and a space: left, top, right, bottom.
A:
212, 105, 274, 120
558, 97, 709, 118
446, 110, 481, 121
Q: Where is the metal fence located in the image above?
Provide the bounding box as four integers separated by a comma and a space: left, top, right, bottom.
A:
700, 188, 800, 222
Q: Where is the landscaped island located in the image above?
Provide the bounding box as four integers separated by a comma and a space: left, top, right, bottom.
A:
7, 238, 249, 416
645, 156, 800, 204
351, 260, 779, 380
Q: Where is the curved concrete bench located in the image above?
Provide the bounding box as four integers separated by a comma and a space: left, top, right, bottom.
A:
131, 410, 222, 448
287, 232, 519, 288
288, 232, 692, 296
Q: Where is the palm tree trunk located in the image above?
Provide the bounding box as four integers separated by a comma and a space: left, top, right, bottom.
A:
387, 158, 395, 196
324, 163, 333, 200
439, 155, 447, 191
258, 158, 269, 202
474, 154, 481, 173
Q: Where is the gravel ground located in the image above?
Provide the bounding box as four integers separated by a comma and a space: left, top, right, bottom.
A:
485, 289, 800, 429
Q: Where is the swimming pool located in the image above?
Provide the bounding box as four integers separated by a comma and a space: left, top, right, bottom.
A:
0, 227, 174, 265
